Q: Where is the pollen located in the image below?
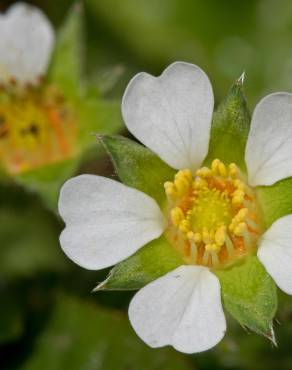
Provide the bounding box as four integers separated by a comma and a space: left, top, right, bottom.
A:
164, 159, 262, 269
0, 83, 77, 174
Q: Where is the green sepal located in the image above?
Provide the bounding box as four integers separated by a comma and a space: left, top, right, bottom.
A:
95, 235, 183, 291
256, 177, 292, 229
47, 3, 85, 97
100, 135, 175, 207
216, 255, 278, 341
204, 76, 250, 172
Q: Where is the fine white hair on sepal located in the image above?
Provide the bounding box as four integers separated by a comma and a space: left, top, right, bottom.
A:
246, 92, 292, 187
258, 214, 292, 295
59, 174, 166, 270
122, 61, 214, 172
0, 2, 55, 84
129, 265, 226, 354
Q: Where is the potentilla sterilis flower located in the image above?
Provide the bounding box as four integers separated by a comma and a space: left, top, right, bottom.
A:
59, 61, 292, 353
0, 2, 76, 174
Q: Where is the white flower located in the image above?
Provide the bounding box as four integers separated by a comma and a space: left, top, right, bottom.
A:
59, 62, 292, 353
0, 2, 54, 84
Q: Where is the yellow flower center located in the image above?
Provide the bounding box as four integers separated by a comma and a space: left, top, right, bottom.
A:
0, 83, 77, 174
164, 159, 262, 269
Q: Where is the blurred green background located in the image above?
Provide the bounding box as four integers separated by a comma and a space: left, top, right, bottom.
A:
1, 0, 292, 369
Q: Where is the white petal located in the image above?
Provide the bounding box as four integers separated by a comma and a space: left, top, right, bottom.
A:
258, 214, 292, 294
129, 265, 226, 354
59, 175, 166, 270
246, 92, 292, 186
0, 2, 54, 84
122, 62, 214, 171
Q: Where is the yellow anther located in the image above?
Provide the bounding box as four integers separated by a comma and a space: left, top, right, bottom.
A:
187, 231, 194, 240
235, 208, 248, 222
179, 219, 190, 233
194, 232, 202, 243
205, 243, 221, 253
229, 163, 238, 178
229, 222, 235, 232
232, 195, 244, 206
193, 178, 207, 189
196, 167, 212, 178
171, 207, 184, 226
218, 162, 227, 177
202, 229, 213, 244
211, 159, 220, 174
215, 226, 226, 246
233, 222, 247, 236
234, 179, 245, 190
164, 181, 173, 189
174, 177, 189, 195
180, 169, 193, 181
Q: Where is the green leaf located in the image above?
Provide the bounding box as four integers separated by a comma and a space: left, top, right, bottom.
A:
96, 235, 183, 291
21, 295, 192, 370
204, 77, 250, 171
0, 185, 67, 279
100, 135, 175, 207
47, 3, 85, 96
256, 177, 292, 228
216, 255, 277, 340
0, 288, 23, 344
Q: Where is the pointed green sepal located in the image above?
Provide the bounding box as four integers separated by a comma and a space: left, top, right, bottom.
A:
100, 135, 175, 207
205, 75, 250, 171
216, 255, 278, 341
256, 177, 292, 228
47, 2, 85, 96
94, 235, 183, 291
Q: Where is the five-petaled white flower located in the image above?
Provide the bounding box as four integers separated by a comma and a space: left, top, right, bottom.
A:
0, 2, 54, 84
59, 61, 292, 353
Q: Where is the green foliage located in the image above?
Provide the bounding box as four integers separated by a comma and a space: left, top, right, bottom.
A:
47, 3, 85, 96
0, 289, 23, 344
256, 177, 292, 229
14, 159, 78, 211
21, 295, 192, 370
0, 185, 67, 279
216, 256, 278, 340
101, 135, 175, 207
204, 78, 250, 171
96, 236, 183, 291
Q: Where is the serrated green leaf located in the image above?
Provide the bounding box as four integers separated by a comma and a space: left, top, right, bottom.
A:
97, 235, 183, 291
47, 3, 85, 96
100, 135, 175, 207
204, 78, 250, 171
216, 255, 277, 340
21, 295, 192, 370
256, 177, 292, 228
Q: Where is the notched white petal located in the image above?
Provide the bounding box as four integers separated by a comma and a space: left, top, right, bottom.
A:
0, 2, 55, 83
129, 265, 226, 354
246, 92, 292, 186
122, 61, 214, 171
258, 214, 292, 295
59, 175, 166, 270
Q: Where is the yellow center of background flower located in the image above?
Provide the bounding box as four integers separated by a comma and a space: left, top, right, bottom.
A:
0, 83, 77, 174
164, 159, 262, 269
